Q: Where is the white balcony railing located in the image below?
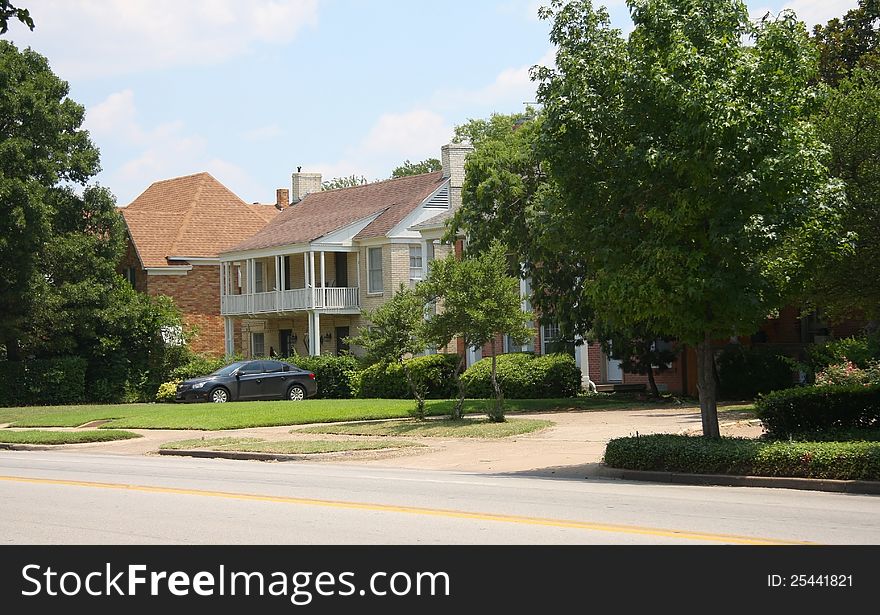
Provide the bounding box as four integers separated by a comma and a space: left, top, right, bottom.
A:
221, 287, 360, 316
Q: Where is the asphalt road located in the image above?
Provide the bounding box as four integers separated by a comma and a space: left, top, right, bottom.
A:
1, 451, 878, 545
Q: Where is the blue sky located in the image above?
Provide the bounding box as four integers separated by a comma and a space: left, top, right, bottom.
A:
6, 0, 859, 206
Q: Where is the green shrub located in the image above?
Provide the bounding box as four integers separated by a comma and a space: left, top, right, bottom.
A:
716, 345, 795, 400
807, 334, 880, 372
815, 360, 880, 387
603, 433, 880, 480
0, 357, 88, 407
170, 355, 229, 381
755, 384, 880, 439
155, 381, 180, 403
460, 353, 581, 399
285, 355, 360, 399
357, 354, 460, 399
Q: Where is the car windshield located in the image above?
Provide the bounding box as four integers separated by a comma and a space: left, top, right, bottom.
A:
210, 362, 247, 376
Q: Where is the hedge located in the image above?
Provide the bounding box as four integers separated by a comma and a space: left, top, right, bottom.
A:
170, 355, 229, 382
0, 357, 88, 407
807, 334, 880, 372
603, 434, 880, 481
460, 353, 581, 399
285, 355, 360, 399
356, 354, 460, 399
755, 384, 880, 439
716, 346, 795, 400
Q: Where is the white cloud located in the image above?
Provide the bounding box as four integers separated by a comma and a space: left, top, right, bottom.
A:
767, 0, 859, 28
7, 0, 319, 78
85, 90, 263, 205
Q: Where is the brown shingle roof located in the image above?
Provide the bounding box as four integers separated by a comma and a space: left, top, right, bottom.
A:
121, 172, 278, 268
226, 171, 446, 253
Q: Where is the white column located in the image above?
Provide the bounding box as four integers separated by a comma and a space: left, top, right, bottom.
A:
320, 251, 326, 288
309, 250, 317, 308
280, 255, 286, 291
303, 252, 309, 288
307, 311, 315, 356
313, 311, 321, 356
224, 317, 234, 358
356, 250, 361, 290
421, 239, 429, 280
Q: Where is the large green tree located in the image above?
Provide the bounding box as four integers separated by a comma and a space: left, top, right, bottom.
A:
391, 158, 441, 178
528, 0, 845, 437
812, 0, 879, 87
810, 67, 880, 320
420, 241, 532, 421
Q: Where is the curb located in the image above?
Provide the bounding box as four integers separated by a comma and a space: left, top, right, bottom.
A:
158, 449, 310, 462
0, 443, 55, 451
594, 465, 880, 495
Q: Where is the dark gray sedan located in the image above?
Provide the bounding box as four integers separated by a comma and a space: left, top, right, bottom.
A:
175, 360, 317, 403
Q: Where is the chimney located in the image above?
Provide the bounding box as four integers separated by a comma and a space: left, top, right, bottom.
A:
275, 188, 289, 210
291, 169, 322, 204
441, 142, 474, 210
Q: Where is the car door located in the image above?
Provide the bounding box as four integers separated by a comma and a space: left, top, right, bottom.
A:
236, 361, 267, 400
258, 360, 289, 399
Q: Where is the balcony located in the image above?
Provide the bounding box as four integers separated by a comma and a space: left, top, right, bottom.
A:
221, 287, 360, 316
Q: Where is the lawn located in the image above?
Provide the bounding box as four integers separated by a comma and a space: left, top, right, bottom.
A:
297, 418, 553, 438
0, 396, 650, 431
0, 429, 141, 445
160, 437, 420, 454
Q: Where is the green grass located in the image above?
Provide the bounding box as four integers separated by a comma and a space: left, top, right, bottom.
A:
0, 429, 140, 445
0, 396, 651, 431
160, 436, 419, 454
297, 418, 553, 439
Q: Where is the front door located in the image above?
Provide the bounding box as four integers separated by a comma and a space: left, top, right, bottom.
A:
335, 254, 348, 287
606, 355, 624, 382
336, 326, 350, 355
279, 329, 292, 358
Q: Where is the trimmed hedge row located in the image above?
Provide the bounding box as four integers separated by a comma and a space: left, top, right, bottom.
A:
356, 354, 460, 399
287, 355, 360, 399
756, 384, 880, 439
0, 357, 88, 407
460, 353, 581, 399
603, 434, 880, 481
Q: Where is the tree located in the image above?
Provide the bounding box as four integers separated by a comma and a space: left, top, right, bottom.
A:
810, 67, 880, 320
391, 158, 441, 178
321, 174, 368, 190
812, 0, 879, 87
527, 0, 846, 438
347, 285, 429, 417
593, 323, 677, 398
421, 241, 533, 421
0, 0, 33, 34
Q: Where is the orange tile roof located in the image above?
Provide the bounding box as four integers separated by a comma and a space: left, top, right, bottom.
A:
226, 171, 446, 253
121, 172, 279, 268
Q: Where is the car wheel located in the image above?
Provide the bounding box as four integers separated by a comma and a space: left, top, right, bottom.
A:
288, 385, 306, 401
211, 388, 229, 403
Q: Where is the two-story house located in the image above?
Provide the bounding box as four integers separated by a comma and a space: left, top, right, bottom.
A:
119, 172, 279, 355
217, 144, 472, 358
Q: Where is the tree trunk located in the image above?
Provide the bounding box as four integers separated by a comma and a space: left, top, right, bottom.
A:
696, 333, 720, 438
489, 347, 505, 422
646, 366, 660, 398
453, 352, 467, 420
403, 362, 425, 419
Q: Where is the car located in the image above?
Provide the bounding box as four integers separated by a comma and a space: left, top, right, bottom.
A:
175, 360, 317, 403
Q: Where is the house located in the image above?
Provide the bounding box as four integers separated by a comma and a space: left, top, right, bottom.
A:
119, 172, 279, 355
217, 144, 472, 358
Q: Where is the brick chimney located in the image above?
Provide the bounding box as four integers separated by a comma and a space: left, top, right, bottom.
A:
275, 188, 289, 210
441, 142, 474, 210
291, 167, 322, 204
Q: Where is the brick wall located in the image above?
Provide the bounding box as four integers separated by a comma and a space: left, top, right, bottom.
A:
147, 264, 225, 356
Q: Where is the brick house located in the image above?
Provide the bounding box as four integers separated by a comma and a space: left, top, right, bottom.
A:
217, 144, 469, 358
119, 172, 279, 355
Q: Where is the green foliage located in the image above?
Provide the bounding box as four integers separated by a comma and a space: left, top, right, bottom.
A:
460, 353, 581, 399
716, 346, 796, 400
0, 357, 88, 406
811, 68, 880, 319
356, 354, 460, 400
603, 433, 880, 480
155, 381, 180, 403
815, 360, 880, 387
170, 355, 228, 381
0, 0, 34, 34
391, 158, 441, 178
811, 0, 879, 87
285, 354, 360, 399
808, 334, 880, 371
321, 175, 368, 190
756, 384, 880, 438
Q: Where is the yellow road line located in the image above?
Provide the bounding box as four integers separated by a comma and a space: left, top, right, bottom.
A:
0, 475, 807, 545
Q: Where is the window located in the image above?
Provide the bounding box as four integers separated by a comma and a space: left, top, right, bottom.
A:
409, 245, 423, 287
254, 262, 264, 293
123, 266, 137, 287
368, 247, 383, 293
541, 323, 560, 356
251, 332, 265, 357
